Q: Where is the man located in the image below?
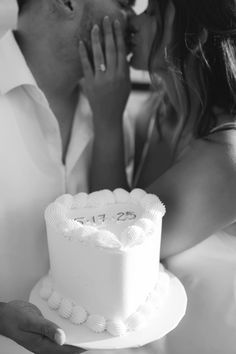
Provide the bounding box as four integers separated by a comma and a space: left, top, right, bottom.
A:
0, 0, 134, 353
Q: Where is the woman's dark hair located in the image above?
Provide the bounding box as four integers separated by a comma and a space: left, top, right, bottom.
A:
149, 0, 236, 140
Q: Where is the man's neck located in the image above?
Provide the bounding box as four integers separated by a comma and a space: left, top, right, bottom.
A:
14, 29, 81, 102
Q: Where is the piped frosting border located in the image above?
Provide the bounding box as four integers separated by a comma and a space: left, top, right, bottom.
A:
45, 188, 166, 250
40, 265, 170, 337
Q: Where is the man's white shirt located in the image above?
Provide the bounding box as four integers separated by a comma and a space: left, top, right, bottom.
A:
0, 30, 135, 304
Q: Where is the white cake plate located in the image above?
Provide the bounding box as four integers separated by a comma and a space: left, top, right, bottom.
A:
29, 270, 187, 350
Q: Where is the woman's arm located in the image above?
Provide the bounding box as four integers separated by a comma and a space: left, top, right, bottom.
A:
79, 17, 130, 191
146, 134, 236, 259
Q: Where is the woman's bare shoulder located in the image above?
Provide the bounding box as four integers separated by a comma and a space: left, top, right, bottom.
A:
184, 130, 236, 168
176, 131, 236, 189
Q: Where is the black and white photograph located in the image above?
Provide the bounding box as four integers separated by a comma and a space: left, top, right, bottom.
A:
0, 1, 236, 353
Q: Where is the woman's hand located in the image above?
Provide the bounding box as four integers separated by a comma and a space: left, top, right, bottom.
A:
0, 301, 83, 354
79, 16, 131, 130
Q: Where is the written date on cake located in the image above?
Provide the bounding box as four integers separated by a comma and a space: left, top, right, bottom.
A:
73, 211, 137, 226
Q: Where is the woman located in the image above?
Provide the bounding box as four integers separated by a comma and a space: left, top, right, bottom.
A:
80, 1, 236, 353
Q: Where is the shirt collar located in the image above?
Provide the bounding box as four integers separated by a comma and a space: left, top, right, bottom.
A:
0, 30, 37, 95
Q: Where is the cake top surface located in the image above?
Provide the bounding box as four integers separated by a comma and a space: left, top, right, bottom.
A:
45, 188, 165, 251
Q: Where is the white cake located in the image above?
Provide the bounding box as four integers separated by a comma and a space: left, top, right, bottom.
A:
40, 188, 168, 336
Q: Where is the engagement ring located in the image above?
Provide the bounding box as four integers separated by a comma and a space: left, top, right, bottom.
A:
97, 63, 106, 72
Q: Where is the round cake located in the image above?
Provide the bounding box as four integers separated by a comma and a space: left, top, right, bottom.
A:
40, 188, 168, 337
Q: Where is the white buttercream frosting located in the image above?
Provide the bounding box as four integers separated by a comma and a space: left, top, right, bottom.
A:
107, 320, 127, 336
70, 305, 88, 325
135, 218, 156, 235
86, 314, 106, 333
87, 191, 105, 208
113, 188, 130, 203
126, 312, 146, 331
45, 203, 67, 226
138, 302, 154, 317
40, 267, 170, 337
141, 194, 166, 216
91, 230, 122, 249
48, 291, 61, 310
80, 226, 98, 240
70, 306, 88, 325
120, 225, 145, 248
72, 192, 88, 208
102, 189, 116, 204
130, 188, 147, 203
59, 299, 73, 319
44, 188, 166, 250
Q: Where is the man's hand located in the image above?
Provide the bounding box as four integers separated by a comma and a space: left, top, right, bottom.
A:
0, 301, 84, 354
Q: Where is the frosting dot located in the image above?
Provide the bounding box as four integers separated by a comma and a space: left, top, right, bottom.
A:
113, 188, 130, 203
80, 226, 98, 240
65, 227, 83, 240
141, 194, 166, 216
45, 203, 67, 225
60, 219, 83, 239
70, 306, 88, 325
102, 190, 115, 204
148, 290, 161, 308
48, 291, 61, 310
107, 320, 127, 336
59, 299, 73, 319
135, 218, 156, 235
86, 314, 106, 333
142, 209, 163, 223
87, 191, 104, 208
120, 225, 145, 248
138, 302, 154, 317
72, 193, 88, 208
55, 194, 73, 208
126, 312, 146, 331
130, 188, 147, 204
40, 278, 53, 300
68, 219, 81, 229
93, 230, 121, 249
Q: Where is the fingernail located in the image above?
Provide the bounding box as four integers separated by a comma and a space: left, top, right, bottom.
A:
114, 19, 121, 28
92, 24, 99, 32
79, 41, 85, 53
54, 329, 66, 346
104, 16, 110, 23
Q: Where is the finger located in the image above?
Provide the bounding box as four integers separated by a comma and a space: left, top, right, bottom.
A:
79, 41, 94, 80
114, 19, 128, 72
160, 1, 175, 52
17, 331, 82, 354
103, 16, 116, 71
22, 313, 66, 346
91, 24, 106, 75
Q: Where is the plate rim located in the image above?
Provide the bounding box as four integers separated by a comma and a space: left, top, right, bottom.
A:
29, 269, 187, 350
